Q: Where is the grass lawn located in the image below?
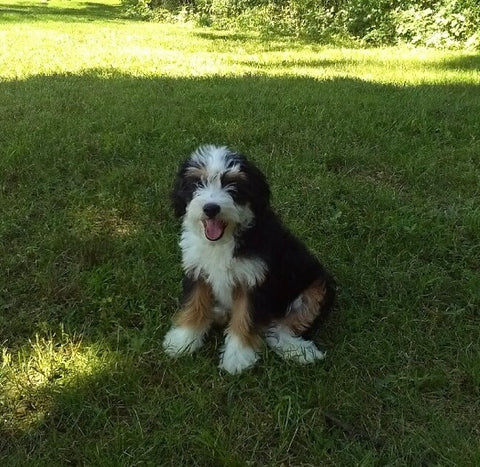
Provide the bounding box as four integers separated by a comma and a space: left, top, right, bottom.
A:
1, 0, 480, 464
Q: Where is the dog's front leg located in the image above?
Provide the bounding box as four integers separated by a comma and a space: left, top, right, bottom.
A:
219, 285, 261, 374
163, 278, 213, 356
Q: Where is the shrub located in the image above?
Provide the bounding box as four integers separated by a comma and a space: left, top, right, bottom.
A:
120, 0, 480, 48
394, 0, 480, 48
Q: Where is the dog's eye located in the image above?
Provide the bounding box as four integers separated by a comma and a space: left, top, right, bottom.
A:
221, 179, 235, 190
221, 173, 238, 189
230, 188, 248, 205
184, 175, 204, 190
224, 184, 237, 194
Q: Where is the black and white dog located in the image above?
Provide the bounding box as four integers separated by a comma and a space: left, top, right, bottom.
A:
163, 145, 335, 374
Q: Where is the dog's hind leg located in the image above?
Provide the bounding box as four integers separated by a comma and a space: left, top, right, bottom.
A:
265, 278, 334, 363
283, 276, 335, 336
265, 324, 326, 363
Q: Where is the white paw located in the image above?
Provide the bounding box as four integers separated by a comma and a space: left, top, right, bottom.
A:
219, 334, 259, 374
265, 325, 325, 364
294, 342, 326, 364
163, 326, 205, 357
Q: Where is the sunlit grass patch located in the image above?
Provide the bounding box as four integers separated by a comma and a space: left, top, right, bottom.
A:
70, 205, 139, 239
0, 330, 113, 432
1, 1, 479, 85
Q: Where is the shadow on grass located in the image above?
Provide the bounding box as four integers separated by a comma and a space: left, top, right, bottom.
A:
0, 335, 350, 465
1, 70, 480, 464
194, 30, 258, 43
0, 341, 153, 463
1, 70, 479, 345
0, 1, 124, 23
193, 29, 315, 52
441, 54, 480, 71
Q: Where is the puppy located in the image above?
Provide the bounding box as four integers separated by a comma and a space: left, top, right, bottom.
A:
163, 145, 335, 374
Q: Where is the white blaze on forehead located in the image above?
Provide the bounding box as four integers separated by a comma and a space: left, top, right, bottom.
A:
190, 145, 242, 178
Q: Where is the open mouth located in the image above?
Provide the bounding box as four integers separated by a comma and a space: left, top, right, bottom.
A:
202, 218, 227, 241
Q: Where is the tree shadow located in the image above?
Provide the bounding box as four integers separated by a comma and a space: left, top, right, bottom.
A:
193, 30, 312, 52
1, 70, 479, 464
0, 335, 354, 465
440, 54, 480, 71
1, 70, 479, 343
194, 30, 257, 43
238, 57, 345, 70
0, 1, 125, 23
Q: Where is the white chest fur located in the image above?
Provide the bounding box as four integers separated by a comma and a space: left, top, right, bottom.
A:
180, 228, 266, 309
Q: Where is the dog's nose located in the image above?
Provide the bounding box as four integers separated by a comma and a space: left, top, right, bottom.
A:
203, 203, 221, 218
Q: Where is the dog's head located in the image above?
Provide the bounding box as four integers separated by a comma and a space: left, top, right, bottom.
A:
171, 145, 270, 242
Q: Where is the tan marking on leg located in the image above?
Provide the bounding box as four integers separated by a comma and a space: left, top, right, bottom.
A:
227, 285, 261, 349
280, 279, 327, 335
175, 279, 213, 331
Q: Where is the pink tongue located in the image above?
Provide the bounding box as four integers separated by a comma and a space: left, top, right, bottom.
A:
204, 219, 225, 241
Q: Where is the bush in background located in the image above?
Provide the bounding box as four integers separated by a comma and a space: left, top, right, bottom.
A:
394, 0, 480, 48
121, 0, 480, 48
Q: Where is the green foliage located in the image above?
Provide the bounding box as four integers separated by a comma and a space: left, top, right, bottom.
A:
394, 0, 480, 48
335, 0, 397, 44
122, 0, 480, 47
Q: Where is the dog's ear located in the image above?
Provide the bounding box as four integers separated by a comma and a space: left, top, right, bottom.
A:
170, 160, 192, 218
238, 156, 271, 213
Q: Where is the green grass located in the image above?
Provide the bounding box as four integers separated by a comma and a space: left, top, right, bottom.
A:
1, 0, 480, 465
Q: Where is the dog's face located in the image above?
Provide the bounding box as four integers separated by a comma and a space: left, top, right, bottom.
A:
172, 145, 270, 242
